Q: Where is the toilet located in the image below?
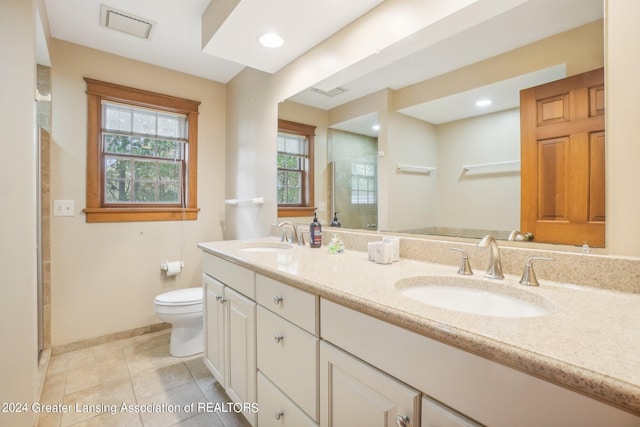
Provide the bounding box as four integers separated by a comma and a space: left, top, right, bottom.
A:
154, 287, 203, 357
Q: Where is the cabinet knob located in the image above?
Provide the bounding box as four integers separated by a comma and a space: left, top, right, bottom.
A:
273, 295, 283, 304
215, 295, 222, 301
274, 410, 284, 420
219, 297, 228, 304
395, 415, 410, 427
274, 334, 284, 343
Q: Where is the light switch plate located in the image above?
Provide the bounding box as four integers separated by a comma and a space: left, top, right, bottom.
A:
53, 200, 75, 217
318, 201, 327, 212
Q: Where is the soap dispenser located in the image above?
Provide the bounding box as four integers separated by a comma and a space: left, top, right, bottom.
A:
310, 209, 322, 248
330, 212, 341, 227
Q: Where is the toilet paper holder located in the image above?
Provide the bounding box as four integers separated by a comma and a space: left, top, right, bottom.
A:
161, 261, 184, 276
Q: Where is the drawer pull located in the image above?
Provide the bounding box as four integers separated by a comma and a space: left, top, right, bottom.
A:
273, 295, 283, 304
274, 410, 284, 420
219, 297, 228, 304
395, 415, 410, 427
215, 295, 222, 301
274, 334, 284, 343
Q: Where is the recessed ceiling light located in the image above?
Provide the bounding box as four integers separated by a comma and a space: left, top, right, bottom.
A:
259, 33, 284, 48
475, 99, 492, 107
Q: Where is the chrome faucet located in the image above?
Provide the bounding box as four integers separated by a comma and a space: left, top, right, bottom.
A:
508, 230, 534, 241
477, 235, 504, 279
277, 221, 299, 244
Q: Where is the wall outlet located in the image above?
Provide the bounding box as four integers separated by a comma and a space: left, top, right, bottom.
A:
317, 201, 327, 212
53, 200, 75, 217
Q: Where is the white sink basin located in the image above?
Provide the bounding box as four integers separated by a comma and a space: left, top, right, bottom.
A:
236, 241, 293, 252
396, 276, 553, 318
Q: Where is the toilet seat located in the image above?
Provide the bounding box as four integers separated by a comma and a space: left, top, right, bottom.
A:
154, 287, 203, 315
155, 287, 202, 306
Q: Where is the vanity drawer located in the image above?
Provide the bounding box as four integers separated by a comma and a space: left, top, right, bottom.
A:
256, 273, 318, 335
257, 372, 317, 427
203, 252, 255, 299
257, 305, 319, 421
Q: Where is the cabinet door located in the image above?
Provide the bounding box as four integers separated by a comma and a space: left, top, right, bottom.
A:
320, 341, 420, 427
225, 286, 257, 425
203, 274, 226, 386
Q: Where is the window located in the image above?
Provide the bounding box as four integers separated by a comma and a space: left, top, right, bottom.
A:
277, 119, 315, 217
84, 79, 200, 222
351, 157, 377, 204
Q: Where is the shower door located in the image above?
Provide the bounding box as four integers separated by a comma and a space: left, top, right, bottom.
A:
328, 129, 378, 230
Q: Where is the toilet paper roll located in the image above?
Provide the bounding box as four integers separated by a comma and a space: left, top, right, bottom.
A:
162, 261, 183, 276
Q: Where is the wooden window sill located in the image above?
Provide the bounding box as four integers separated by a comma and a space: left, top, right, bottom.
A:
277, 206, 316, 218
83, 207, 199, 223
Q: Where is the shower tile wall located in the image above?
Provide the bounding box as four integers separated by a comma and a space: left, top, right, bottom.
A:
38, 64, 52, 349
328, 129, 378, 230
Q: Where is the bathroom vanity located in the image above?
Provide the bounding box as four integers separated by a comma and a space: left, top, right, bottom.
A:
198, 233, 640, 427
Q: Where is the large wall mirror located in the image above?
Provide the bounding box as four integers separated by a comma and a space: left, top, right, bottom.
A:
279, 0, 604, 244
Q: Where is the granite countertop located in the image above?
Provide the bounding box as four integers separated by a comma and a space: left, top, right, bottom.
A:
198, 237, 640, 416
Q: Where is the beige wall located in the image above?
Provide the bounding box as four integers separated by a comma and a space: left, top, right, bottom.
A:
385, 109, 438, 231
225, 67, 279, 239
0, 0, 39, 425
49, 40, 226, 346
605, 1, 640, 256
436, 109, 521, 232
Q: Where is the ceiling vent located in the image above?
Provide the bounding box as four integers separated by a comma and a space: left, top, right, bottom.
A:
310, 87, 348, 97
100, 5, 155, 39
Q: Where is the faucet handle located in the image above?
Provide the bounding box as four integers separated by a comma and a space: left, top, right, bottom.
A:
519, 257, 554, 287
450, 248, 473, 275
297, 226, 309, 246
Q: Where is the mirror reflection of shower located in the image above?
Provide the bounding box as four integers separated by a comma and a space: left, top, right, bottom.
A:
328, 125, 378, 231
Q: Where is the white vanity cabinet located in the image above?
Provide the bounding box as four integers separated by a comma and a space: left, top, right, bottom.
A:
320, 341, 421, 427
255, 273, 319, 426
320, 298, 639, 427
202, 254, 257, 426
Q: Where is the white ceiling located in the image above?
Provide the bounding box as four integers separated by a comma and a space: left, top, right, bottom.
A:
43, 0, 383, 83
201, 0, 384, 74
42, 0, 603, 130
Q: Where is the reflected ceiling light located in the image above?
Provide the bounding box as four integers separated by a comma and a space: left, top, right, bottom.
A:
259, 32, 284, 48
475, 99, 492, 107
372, 124, 380, 131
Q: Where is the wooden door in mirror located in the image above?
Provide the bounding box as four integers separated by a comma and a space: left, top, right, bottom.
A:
520, 68, 605, 247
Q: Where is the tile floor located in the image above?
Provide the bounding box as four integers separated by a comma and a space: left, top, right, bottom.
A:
37, 331, 252, 427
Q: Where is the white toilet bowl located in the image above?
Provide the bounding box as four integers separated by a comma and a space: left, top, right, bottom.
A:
154, 287, 203, 357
